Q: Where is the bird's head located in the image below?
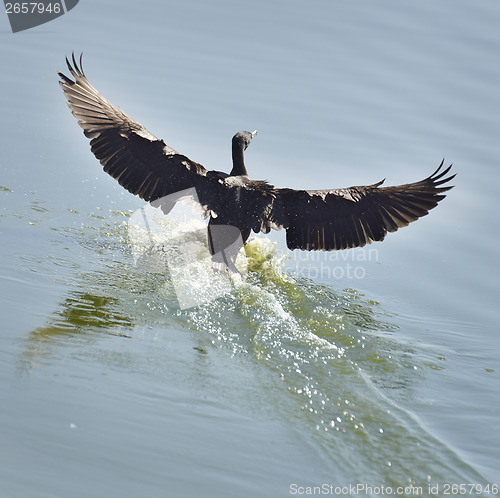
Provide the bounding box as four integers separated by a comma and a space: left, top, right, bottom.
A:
232, 130, 257, 151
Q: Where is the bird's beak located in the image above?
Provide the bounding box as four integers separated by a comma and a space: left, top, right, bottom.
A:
251, 130, 258, 137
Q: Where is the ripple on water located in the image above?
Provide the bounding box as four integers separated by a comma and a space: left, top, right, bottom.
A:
22, 210, 491, 489
177, 237, 487, 487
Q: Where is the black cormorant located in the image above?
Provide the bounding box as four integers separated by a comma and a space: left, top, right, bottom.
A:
58, 54, 454, 268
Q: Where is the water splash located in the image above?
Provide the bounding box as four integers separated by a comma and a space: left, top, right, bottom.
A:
22, 209, 491, 490
173, 236, 488, 488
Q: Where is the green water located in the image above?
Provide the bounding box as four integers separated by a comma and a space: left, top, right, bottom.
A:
3, 203, 493, 494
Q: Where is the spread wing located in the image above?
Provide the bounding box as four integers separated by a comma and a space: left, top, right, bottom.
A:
59, 54, 454, 253
58, 53, 224, 215
269, 162, 455, 250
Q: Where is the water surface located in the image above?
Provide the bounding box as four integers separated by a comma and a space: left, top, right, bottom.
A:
1, 1, 499, 496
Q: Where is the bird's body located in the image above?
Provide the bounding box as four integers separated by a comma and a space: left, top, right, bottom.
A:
58, 54, 454, 268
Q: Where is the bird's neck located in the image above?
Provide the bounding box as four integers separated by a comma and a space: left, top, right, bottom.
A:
230, 146, 248, 176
